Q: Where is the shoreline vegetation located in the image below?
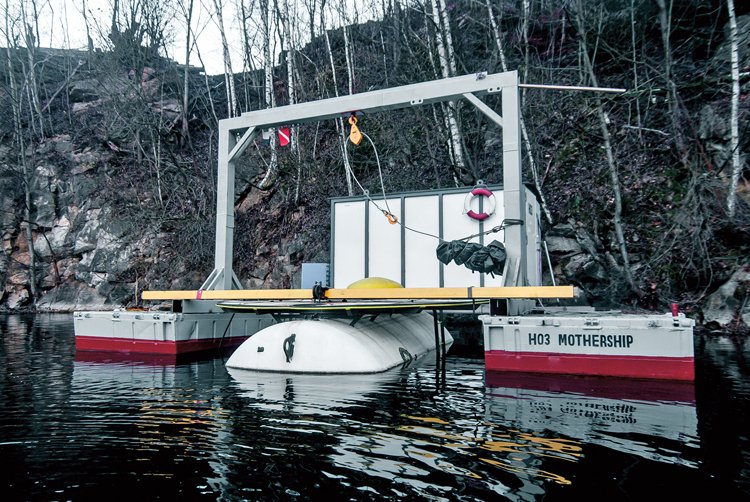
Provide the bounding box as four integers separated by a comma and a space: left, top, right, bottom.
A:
0, 1, 748, 336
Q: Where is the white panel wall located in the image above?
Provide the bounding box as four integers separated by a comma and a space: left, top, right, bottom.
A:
368, 198, 402, 284
404, 196, 440, 287
331, 187, 541, 288
332, 201, 366, 288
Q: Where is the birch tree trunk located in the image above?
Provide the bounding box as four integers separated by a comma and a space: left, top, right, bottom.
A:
391, 0, 401, 70
342, 10, 357, 188
212, 0, 237, 118
421, 7, 458, 186
379, 26, 388, 86
575, 5, 636, 293
436, 0, 456, 75
429, 0, 466, 183
280, 0, 298, 152
277, 0, 303, 200
342, 24, 354, 95
726, 0, 743, 218
521, 0, 530, 86
239, 0, 251, 109
258, 0, 278, 189
239, 0, 264, 109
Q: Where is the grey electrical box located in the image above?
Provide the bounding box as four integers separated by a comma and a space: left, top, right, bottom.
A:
301, 263, 330, 289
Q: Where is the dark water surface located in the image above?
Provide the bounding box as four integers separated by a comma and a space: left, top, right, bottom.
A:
1, 314, 749, 501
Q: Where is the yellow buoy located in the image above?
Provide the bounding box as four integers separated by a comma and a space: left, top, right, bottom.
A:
347, 277, 403, 289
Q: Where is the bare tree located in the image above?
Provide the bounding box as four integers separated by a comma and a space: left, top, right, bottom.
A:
277, 0, 297, 151
3, 1, 37, 302
429, 0, 466, 183
274, 0, 305, 201
258, 0, 278, 189
106, 0, 173, 71
342, 22, 354, 95
629, 0, 643, 142
655, 0, 686, 162
322, 3, 354, 195
212, 0, 238, 117
726, 0, 743, 218
574, 2, 636, 293
179, 0, 194, 145
80, 0, 94, 59
20, 0, 44, 139
302, 0, 318, 43
238, 0, 263, 109
486, 0, 553, 225
192, 27, 220, 127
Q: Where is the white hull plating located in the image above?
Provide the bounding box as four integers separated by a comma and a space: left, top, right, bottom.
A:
225, 312, 452, 373
482, 310, 695, 380
73, 310, 274, 355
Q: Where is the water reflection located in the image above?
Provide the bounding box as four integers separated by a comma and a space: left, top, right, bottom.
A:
224, 362, 700, 498
70, 350, 237, 498
225, 362, 589, 499
484, 372, 699, 467
694, 334, 750, 494
3, 314, 749, 500
227, 366, 406, 416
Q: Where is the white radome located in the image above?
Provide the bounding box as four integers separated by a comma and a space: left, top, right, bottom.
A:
226, 312, 452, 374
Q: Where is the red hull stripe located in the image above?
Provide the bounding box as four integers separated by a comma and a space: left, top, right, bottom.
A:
75, 335, 249, 355
484, 371, 696, 402
485, 350, 695, 381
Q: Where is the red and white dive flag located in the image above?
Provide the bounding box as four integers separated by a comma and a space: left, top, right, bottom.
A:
278, 127, 290, 147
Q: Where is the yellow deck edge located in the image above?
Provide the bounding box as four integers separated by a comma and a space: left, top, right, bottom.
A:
142, 285, 576, 301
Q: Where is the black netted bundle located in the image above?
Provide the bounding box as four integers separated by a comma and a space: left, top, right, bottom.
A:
436, 239, 507, 276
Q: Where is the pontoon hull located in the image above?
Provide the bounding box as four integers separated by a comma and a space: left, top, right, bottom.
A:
73, 310, 273, 355
481, 311, 695, 381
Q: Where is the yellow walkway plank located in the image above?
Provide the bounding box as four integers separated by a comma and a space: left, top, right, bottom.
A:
142, 285, 576, 301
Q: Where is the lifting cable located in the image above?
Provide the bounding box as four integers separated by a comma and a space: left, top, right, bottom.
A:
343, 114, 524, 244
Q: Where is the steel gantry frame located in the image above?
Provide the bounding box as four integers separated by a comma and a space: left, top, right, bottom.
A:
202, 70, 530, 308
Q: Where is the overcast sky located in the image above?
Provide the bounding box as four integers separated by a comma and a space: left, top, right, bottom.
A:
37, 0, 235, 75
33, 0, 377, 76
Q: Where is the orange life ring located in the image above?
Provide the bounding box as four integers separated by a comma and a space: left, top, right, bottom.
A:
464, 186, 496, 221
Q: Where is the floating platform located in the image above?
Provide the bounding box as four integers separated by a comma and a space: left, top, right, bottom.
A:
481, 309, 695, 381
73, 286, 569, 357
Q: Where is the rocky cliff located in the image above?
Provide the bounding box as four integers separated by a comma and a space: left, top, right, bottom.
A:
1, 4, 749, 334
